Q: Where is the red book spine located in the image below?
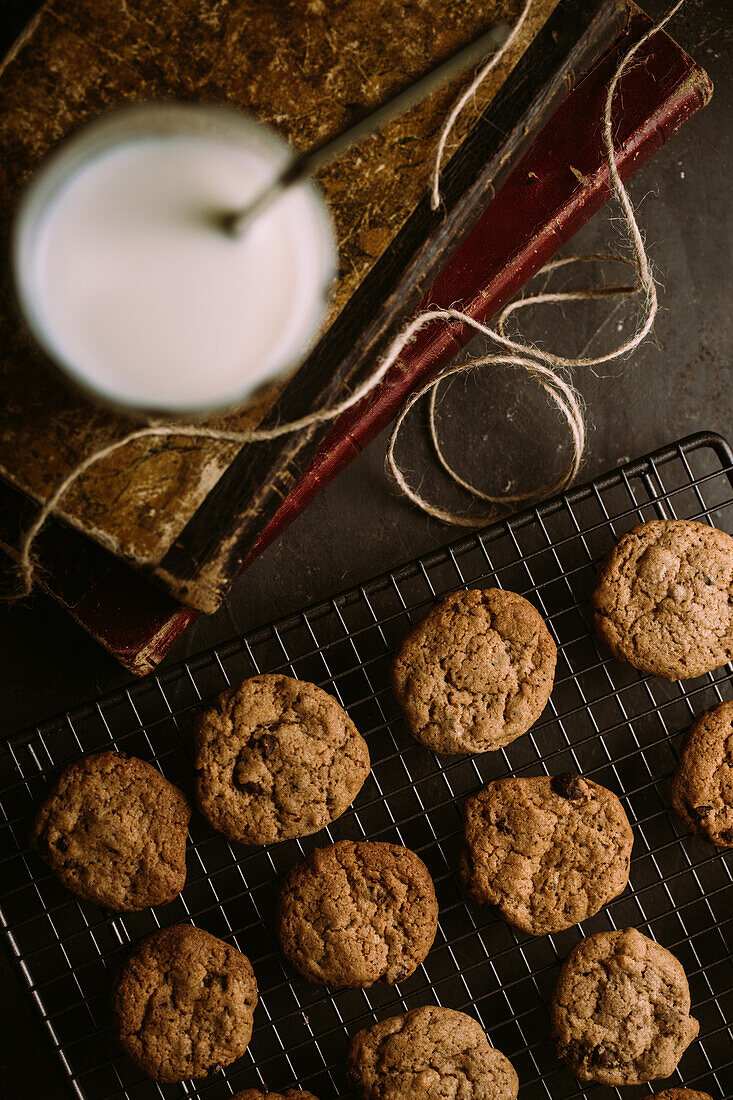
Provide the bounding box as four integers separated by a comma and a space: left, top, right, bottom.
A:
5, 14, 711, 673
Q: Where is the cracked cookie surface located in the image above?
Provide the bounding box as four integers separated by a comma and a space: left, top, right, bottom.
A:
671, 699, 733, 848
391, 588, 556, 755
460, 773, 633, 935
276, 840, 438, 987
347, 1005, 519, 1099
195, 674, 370, 844
592, 520, 733, 680
552, 928, 699, 1085
30, 750, 190, 910
112, 924, 257, 1082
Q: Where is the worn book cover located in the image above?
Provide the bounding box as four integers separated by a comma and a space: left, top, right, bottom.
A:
0, 0, 630, 612
0, 7, 712, 672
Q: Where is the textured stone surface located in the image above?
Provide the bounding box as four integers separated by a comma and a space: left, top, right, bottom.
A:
30, 750, 190, 909
460, 773, 633, 934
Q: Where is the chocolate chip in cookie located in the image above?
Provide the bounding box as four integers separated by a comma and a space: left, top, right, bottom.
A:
671, 699, 733, 848
347, 1005, 518, 1100
30, 750, 190, 910
112, 924, 257, 1082
592, 520, 733, 680
391, 588, 556, 754
460, 774, 633, 934
195, 674, 370, 844
552, 928, 699, 1085
276, 840, 438, 987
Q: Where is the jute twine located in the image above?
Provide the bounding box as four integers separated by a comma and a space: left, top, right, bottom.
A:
8, 0, 684, 596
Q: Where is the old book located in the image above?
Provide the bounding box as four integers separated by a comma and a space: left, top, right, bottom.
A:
0, 0, 629, 613
0, 7, 712, 673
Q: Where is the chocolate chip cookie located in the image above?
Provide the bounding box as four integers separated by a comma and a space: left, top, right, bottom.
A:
592, 520, 733, 680
650, 1091, 713, 1100
460, 773, 633, 934
391, 588, 556, 754
234, 1091, 319, 1099
112, 924, 257, 1082
30, 750, 190, 910
671, 699, 733, 847
552, 928, 699, 1085
347, 1005, 519, 1099
195, 674, 370, 844
276, 840, 438, 987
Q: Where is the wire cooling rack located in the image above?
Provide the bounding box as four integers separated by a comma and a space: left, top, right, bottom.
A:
1, 431, 733, 1100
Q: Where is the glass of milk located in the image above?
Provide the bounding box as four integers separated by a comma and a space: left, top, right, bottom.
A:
12, 102, 337, 417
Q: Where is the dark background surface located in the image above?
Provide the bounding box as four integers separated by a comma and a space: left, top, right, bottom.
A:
0, 1, 730, 1097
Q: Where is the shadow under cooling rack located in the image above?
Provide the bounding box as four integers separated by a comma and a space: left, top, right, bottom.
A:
1, 431, 732, 1100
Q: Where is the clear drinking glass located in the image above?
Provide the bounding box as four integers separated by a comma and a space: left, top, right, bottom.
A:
12, 102, 337, 418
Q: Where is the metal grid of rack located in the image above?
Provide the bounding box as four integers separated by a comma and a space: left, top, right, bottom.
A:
1, 431, 732, 1100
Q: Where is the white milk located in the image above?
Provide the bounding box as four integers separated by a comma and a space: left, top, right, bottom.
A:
14, 108, 335, 415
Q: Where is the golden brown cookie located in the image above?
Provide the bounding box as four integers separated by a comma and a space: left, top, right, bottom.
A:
276, 840, 438, 987
552, 928, 699, 1085
195, 674, 370, 844
460, 773, 633, 934
347, 1005, 519, 1099
592, 520, 733, 680
112, 924, 257, 1082
671, 699, 733, 847
30, 750, 190, 910
391, 588, 556, 754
